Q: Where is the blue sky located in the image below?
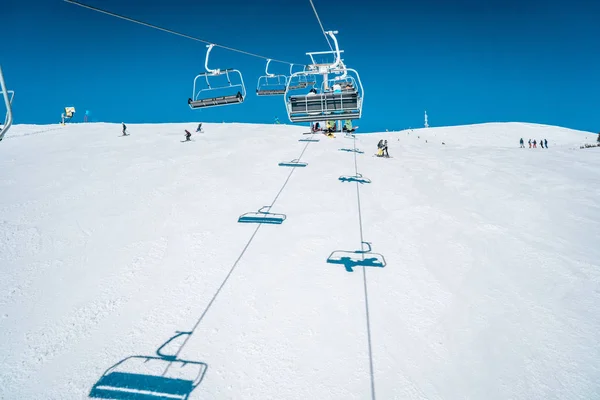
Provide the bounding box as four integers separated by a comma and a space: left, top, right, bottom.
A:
3, 0, 599, 133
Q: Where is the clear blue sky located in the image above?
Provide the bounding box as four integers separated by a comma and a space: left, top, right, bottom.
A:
3, 0, 599, 133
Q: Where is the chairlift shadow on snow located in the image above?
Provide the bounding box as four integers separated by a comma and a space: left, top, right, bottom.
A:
238, 206, 286, 225
326, 242, 386, 272
298, 137, 320, 142
339, 148, 364, 154
89, 331, 207, 400
338, 173, 371, 184
278, 159, 308, 167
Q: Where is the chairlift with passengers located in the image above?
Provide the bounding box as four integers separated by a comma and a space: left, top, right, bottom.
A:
188, 44, 246, 109
284, 30, 364, 123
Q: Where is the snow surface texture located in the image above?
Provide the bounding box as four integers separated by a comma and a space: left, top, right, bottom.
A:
1, 122, 599, 400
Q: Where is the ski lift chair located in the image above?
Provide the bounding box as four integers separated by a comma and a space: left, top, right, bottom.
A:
256, 59, 288, 96
188, 44, 246, 109
284, 31, 364, 123
287, 64, 316, 90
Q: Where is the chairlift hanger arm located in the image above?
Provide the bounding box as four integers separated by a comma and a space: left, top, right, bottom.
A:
325, 30, 342, 68
204, 44, 220, 75
265, 59, 274, 78
0, 66, 13, 141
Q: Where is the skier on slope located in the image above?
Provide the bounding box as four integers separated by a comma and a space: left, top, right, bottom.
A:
122, 122, 127, 136
520, 138, 524, 148
184, 130, 192, 141
376, 140, 384, 157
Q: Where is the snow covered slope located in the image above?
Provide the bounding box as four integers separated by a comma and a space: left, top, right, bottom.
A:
1, 121, 599, 400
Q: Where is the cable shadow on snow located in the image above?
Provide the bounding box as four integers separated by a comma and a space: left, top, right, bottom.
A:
238, 134, 314, 226
326, 242, 386, 273
89, 133, 315, 399
89, 331, 207, 400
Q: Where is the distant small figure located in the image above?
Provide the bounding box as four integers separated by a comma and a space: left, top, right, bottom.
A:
533, 139, 537, 148
122, 122, 128, 136
545, 138, 548, 148
184, 130, 192, 142
312, 121, 321, 132
520, 138, 524, 148
383, 140, 389, 157
196, 123, 203, 132
528, 139, 532, 148
540, 139, 545, 148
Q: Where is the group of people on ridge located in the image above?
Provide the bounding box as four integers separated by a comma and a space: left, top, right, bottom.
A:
520, 138, 548, 148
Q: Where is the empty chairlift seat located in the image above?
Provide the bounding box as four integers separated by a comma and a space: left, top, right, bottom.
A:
256, 88, 286, 96
256, 59, 288, 96
188, 44, 247, 110
188, 91, 244, 109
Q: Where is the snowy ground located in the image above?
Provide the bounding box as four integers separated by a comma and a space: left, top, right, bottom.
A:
1, 121, 599, 400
